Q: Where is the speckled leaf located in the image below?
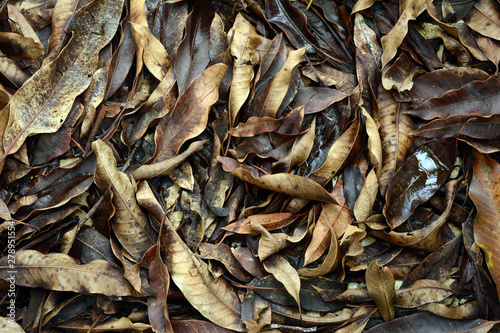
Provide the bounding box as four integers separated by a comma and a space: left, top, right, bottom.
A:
2, 0, 124, 158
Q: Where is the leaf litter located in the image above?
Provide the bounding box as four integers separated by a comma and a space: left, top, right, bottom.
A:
1, 0, 500, 332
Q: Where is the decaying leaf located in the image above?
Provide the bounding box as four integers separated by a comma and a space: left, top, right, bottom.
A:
366, 260, 395, 321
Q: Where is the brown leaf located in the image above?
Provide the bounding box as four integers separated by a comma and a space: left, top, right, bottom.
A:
223, 212, 294, 234
366, 260, 395, 321
2, 0, 124, 158
0, 32, 45, 61
464, 0, 500, 40
469, 150, 500, 299
310, 114, 363, 185
0, 250, 142, 296
263, 254, 302, 314
218, 156, 336, 203
380, 0, 429, 67
93, 139, 155, 262
152, 63, 227, 163
384, 140, 456, 229
160, 216, 244, 331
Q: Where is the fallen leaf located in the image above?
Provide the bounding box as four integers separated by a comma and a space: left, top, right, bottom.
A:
0, 250, 142, 296
365, 260, 396, 321
469, 150, 500, 299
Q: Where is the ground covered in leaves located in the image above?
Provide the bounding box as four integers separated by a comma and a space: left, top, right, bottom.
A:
0, 0, 500, 332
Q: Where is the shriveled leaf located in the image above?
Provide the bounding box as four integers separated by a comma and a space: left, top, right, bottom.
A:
218, 156, 335, 203
310, 115, 363, 185
0, 250, 141, 296
2, 0, 124, 158
413, 114, 500, 140
0, 32, 45, 61
93, 139, 155, 262
54, 317, 150, 332
470, 150, 500, 299
366, 260, 395, 321
378, 88, 413, 196
174, 5, 214, 94
249, 46, 307, 118
354, 169, 379, 222
133, 140, 205, 180
464, 0, 500, 40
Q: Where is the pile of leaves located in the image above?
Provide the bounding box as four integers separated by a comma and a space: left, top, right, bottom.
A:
1, 0, 500, 331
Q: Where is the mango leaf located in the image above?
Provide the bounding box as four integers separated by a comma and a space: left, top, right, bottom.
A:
174, 5, 214, 94
396, 67, 489, 106
381, 0, 429, 67
0, 250, 141, 296
413, 114, 500, 140
160, 216, 244, 331
152, 63, 227, 163
470, 150, 500, 299
464, 0, 500, 40
248, 46, 307, 119
383, 140, 456, 229
228, 13, 264, 125
93, 139, 155, 262
366, 260, 395, 321
406, 76, 500, 120
0, 32, 44, 61
263, 254, 302, 315
310, 114, 363, 185
2, 0, 124, 158
218, 156, 335, 203
42, 0, 79, 65
223, 212, 294, 234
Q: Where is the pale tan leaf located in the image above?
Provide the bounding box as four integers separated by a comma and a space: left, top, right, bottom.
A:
354, 169, 379, 222
93, 139, 155, 262
0, 250, 141, 296
228, 13, 264, 125
380, 0, 429, 68
366, 260, 395, 321
263, 255, 301, 313
132, 140, 205, 180
160, 216, 244, 331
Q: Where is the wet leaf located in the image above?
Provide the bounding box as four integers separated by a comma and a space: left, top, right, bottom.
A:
384, 140, 456, 229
